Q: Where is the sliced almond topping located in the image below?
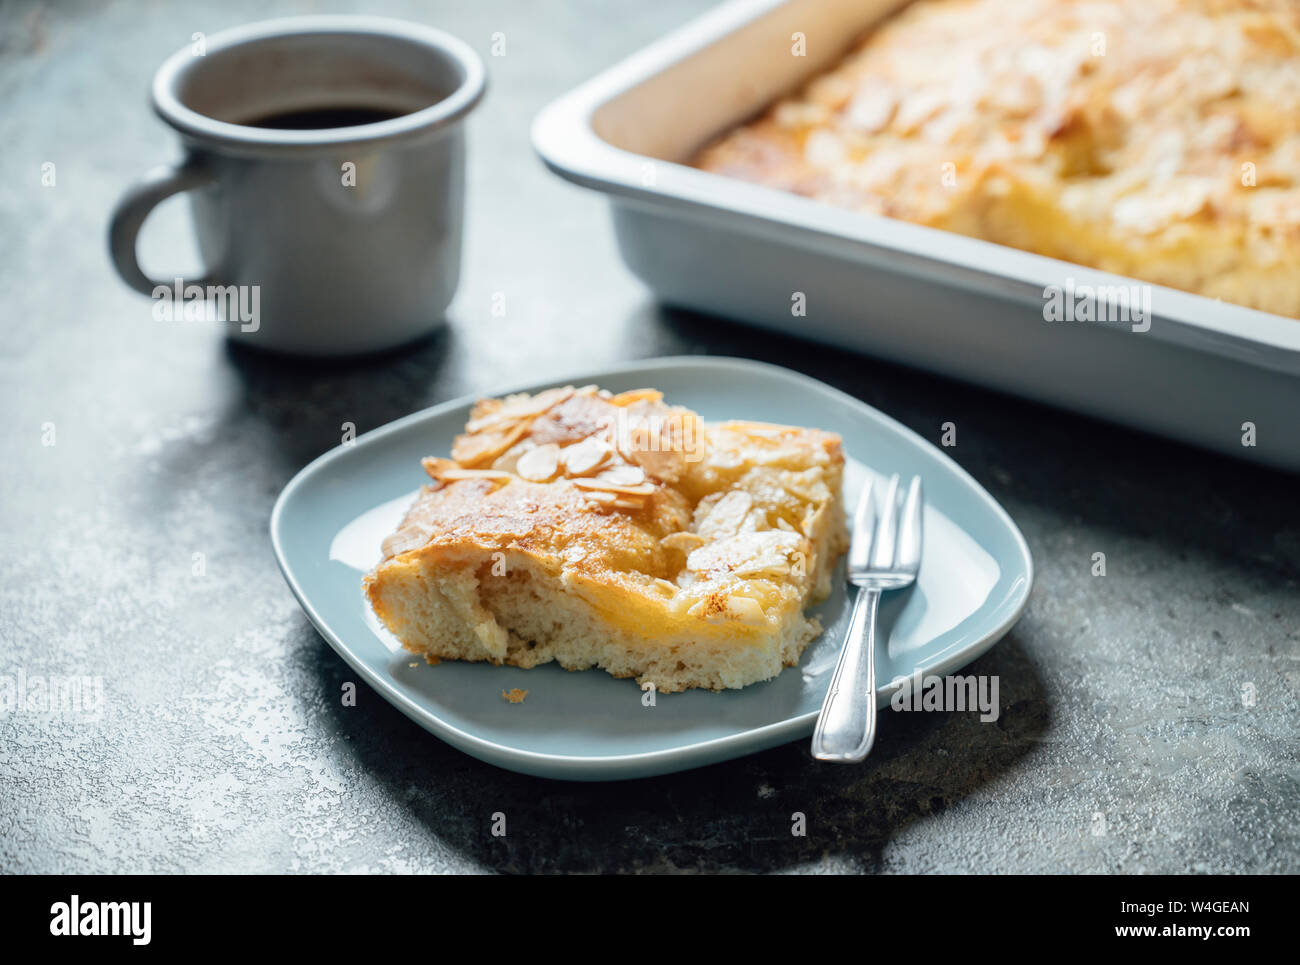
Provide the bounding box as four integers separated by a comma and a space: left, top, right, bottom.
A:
662, 531, 707, 553
686, 530, 805, 578
615, 403, 703, 479
611, 498, 646, 510
464, 397, 502, 426
597, 464, 646, 486
687, 592, 768, 627
561, 437, 611, 476
571, 477, 655, 497
436, 468, 515, 482
465, 386, 574, 432
451, 419, 530, 467
695, 490, 754, 540
515, 443, 561, 482
721, 595, 767, 627
609, 388, 664, 406
422, 456, 458, 481
581, 490, 617, 504
627, 448, 686, 483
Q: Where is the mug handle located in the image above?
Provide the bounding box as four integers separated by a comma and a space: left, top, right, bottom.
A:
108, 159, 217, 295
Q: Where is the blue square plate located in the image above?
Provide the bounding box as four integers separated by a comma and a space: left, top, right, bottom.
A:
271, 356, 1032, 780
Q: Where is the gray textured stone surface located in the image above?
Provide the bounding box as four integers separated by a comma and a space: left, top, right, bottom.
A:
1, 0, 1297, 874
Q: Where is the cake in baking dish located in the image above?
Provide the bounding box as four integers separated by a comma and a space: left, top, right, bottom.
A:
693, 0, 1300, 318
364, 385, 849, 692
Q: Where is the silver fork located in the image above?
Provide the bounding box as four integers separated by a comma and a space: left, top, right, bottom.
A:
811, 474, 923, 762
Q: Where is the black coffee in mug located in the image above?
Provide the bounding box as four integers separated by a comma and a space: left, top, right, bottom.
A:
243, 105, 405, 129
109, 16, 486, 355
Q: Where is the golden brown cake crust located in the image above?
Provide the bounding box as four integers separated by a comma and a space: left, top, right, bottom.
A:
694, 0, 1300, 318
364, 385, 849, 691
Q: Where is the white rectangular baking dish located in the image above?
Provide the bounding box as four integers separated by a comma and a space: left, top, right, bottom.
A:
533, 0, 1300, 472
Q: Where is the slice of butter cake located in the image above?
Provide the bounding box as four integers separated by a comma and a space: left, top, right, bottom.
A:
364, 384, 848, 692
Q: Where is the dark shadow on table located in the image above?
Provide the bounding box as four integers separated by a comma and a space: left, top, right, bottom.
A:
216, 325, 458, 475
301, 616, 1050, 873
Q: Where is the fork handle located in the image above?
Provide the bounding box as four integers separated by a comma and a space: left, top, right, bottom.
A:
811, 586, 879, 762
